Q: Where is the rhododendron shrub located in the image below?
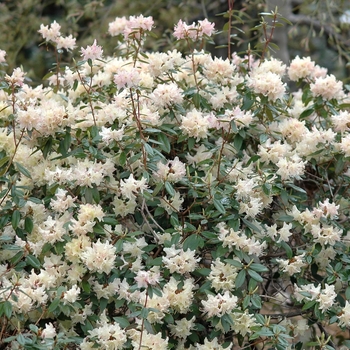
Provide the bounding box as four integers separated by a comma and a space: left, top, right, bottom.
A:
1, 14, 350, 350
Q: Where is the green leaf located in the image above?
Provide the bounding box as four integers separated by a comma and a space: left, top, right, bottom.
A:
188, 137, 195, 151
24, 217, 34, 233
280, 241, 293, 259
255, 314, 265, 325
213, 198, 226, 214
251, 294, 262, 309
225, 259, 243, 268
11, 210, 21, 229
302, 300, 316, 311
247, 268, 263, 282
299, 107, 314, 119
14, 162, 32, 178
119, 151, 127, 166
10, 251, 24, 266
26, 255, 41, 269
183, 234, 204, 251
286, 183, 307, 194
82, 280, 91, 293
113, 316, 130, 328
242, 218, 261, 233
0, 301, 12, 318
235, 269, 246, 288
249, 263, 269, 273
164, 181, 175, 197
234, 134, 243, 151
243, 295, 250, 309
158, 133, 171, 154
346, 286, 350, 300
48, 298, 60, 313
0, 155, 9, 168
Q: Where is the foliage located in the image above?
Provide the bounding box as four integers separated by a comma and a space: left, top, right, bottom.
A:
1, 9, 350, 350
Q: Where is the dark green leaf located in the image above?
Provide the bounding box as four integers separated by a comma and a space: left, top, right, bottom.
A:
249, 263, 269, 272
164, 181, 175, 197
247, 269, 263, 282
26, 255, 41, 269
183, 234, 204, 251
158, 133, 171, 154
235, 269, 246, 288
15, 162, 32, 178
213, 198, 225, 214
24, 217, 34, 233
113, 316, 130, 328
11, 210, 20, 229
48, 298, 60, 313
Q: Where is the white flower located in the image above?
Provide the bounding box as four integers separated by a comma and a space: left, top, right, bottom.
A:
277, 253, 306, 275
120, 174, 148, 200
169, 316, 196, 339
42, 322, 57, 339
163, 246, 200, 274
317, 284, 336, 312
208, 258, 238, 292
63, 284, 81, 304
180, 109, 211, 140
278, 222, 293, 242
231, 310, 258, 336
338, 301, 350, 327
154, 157, 186, 182
81, 239, 116, 274
134, 269, 160, 288
196, 337, 231, 350
80, 39, 103, 61
88, 320, 127, 349
202, 291, 238, 318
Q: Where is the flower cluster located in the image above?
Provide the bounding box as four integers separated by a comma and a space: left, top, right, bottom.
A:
1, 15, 350, 350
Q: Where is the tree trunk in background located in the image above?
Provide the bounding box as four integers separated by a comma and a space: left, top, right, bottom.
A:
266, 0, 292, 64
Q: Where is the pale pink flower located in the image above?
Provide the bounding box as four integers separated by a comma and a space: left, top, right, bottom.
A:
0, 49, 6, 64
80, 39, 103, 61
248, 71, 285, 101
180, 108, 210, 140
310, 74, 344, 100
108, 16, 128, 36
38, 21, 61, 42
123, 15, 154, 40
198, 18, 215, 36
114, 68, 141, 89
5, 67, 26, 87
173, 18, 215, 40
134, 270, 160, 288
331, 110, 350, 133
288, 56, 315, 81
128, 14, 154, 31
173, 19, 188, 40
55, 34, 76, 50
150, 82, 183, 107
